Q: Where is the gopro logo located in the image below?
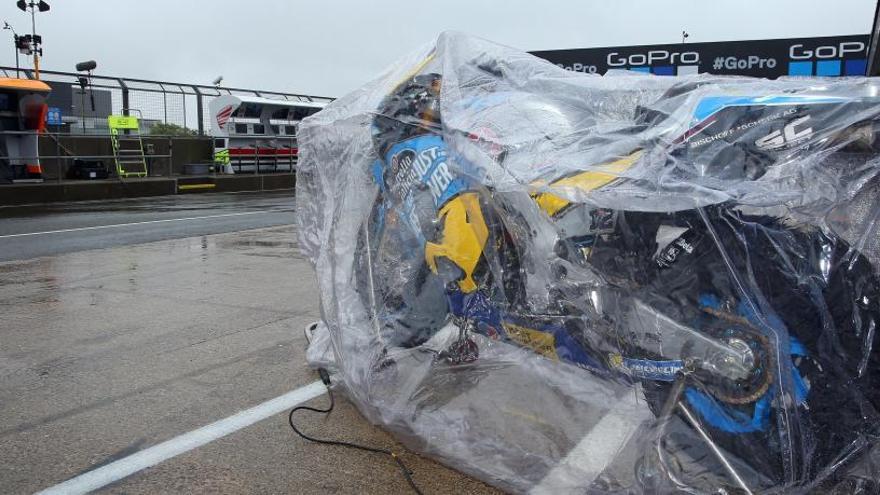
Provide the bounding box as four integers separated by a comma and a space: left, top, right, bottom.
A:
789, 41, 865, 60
607, 50, 699, 67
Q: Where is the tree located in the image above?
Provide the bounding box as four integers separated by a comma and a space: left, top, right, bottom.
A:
149, 122, 197, 137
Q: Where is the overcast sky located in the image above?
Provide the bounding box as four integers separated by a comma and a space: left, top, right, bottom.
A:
1, 0, 876, 97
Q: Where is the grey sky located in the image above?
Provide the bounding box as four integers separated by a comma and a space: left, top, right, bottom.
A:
2, 0, 876, 97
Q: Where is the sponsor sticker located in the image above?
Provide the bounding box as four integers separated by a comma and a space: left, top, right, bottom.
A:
503, 323, 559, 360
656, 231, 698, 269
611, 353, 684, 381
385, 134, 464, 207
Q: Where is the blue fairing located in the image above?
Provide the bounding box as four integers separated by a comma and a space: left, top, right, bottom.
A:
371, 159, 385, 192
447, 289, 501, 327
685, 387, 773, 434
692, 95, 849, 122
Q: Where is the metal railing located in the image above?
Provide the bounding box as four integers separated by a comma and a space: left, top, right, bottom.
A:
4, 129, 173, 181
0, 66, 333, 136
1, 129, 301, 183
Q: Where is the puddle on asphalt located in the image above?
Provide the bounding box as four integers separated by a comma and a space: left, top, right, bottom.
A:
0, 275, 55, 287
0, 259, 60, 291
220, 238, 301, 259
228, 240, 297, 249
214, 227, 299, 255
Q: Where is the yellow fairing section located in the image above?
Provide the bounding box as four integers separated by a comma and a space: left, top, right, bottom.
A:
425, 193, 489, 293
533, 150, 643, 217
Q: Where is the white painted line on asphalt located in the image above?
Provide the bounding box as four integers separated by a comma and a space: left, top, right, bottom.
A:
0, 209, 295, 239
35, 380, 326, 495
530, 392, 651, 495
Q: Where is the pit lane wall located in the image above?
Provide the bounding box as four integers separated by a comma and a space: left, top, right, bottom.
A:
0, 174, 295, 206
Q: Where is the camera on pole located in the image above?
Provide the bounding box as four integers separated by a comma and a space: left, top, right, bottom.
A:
14, 0, 50, 79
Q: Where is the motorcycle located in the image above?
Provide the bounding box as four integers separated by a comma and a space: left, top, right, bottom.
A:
355, 64, 880, 493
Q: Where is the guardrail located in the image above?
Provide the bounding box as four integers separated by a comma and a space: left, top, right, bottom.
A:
1, 130, 298, 183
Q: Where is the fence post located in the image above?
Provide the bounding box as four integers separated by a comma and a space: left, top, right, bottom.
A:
193, 86, 204, 135
168, 136, 173, 177
160, 84, 168, 124
118, 78, 129, 116
56, 134, 61, 183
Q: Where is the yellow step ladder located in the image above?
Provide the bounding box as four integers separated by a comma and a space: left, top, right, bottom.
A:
108, 113, 148, 178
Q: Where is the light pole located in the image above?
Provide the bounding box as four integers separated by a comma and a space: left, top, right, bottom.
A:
2, 21, 19, 77
15, 0, 49, 80
76, 60, 96, 133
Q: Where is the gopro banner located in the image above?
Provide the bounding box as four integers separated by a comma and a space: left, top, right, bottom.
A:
531, 35, 870, 78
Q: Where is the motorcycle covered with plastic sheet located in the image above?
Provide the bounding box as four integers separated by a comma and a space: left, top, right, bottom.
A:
296, 32, 880, 494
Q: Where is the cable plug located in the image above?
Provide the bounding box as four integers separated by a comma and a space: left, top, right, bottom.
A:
318, 368, 332, 386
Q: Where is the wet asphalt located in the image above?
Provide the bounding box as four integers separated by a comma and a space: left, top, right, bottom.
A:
0, 191, 297, 262
0, 192, 499, 494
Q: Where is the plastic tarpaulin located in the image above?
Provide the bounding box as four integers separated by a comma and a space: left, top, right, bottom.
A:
296, 32, 880, 494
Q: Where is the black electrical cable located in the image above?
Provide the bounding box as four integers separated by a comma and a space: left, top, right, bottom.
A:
288, 369, 424, 495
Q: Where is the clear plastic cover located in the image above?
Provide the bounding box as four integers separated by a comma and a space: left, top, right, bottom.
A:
296, 32, 880, 494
